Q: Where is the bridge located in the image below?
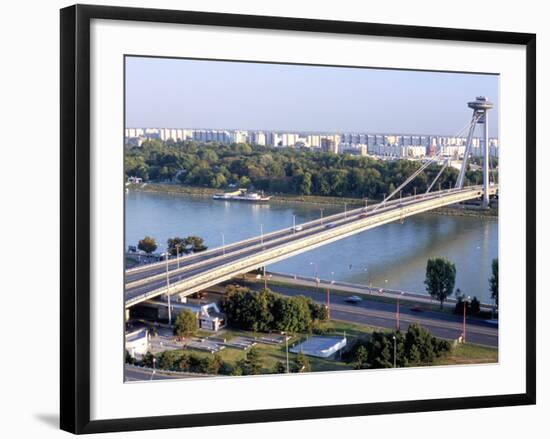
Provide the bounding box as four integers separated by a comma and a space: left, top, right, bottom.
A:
125, 96, 497, 315
125, 185, 497, 308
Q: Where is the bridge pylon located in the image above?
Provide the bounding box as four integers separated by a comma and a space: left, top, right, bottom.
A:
455, 96, 494, 208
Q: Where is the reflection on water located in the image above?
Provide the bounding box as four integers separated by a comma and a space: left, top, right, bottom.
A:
126, 191, 498, 302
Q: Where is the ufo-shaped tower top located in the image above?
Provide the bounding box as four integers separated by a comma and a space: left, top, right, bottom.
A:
468, 96, 494, 111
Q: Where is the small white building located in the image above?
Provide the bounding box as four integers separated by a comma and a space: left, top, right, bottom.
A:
125, 328, 149, 358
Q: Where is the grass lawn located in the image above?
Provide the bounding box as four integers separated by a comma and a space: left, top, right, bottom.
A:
184, 320, 380, 374
434, 343, 498, 365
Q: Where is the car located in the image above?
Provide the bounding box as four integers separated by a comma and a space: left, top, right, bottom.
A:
344, 295, 363, 304
294, 225, 303, 232
410, 304, 423, 312
325, 223, 337, 229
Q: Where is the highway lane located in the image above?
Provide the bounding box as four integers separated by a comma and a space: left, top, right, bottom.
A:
125, 187, 486, 302
255, 283, 498, 347
125, 188, 475, 284
124, 364, 208, 381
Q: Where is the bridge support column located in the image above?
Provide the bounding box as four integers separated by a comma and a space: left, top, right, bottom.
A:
482, 109, 490, 209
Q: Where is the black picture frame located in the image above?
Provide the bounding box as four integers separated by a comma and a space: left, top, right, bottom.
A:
60, 4, 536, 434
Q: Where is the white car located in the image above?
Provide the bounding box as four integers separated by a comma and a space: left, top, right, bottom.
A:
344, 295, 362, 304
294, 225, 303, 232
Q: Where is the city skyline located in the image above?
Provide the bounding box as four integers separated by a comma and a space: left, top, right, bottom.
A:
125, 56, 499, 137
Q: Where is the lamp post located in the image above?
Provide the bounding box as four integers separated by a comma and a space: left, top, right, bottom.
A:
463, 295, 471, 343
320, 208, 324, 225
151, 357, 156, 380
396, 291, 404, 330
344, 203, 347, 218
392, 335, 397, 368
165, 253, 172, 325
310, 262, 320, 292
286, 335, 290, 373
221, 233, 225, 256
292, 215, 296, 233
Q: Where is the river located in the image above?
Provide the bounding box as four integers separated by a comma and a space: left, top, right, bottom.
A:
125, 190, 498, 303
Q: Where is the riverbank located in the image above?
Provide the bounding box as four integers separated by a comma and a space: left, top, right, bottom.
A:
127, 182, 498, 217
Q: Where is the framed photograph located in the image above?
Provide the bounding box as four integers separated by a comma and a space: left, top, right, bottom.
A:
60, 4, 536, 434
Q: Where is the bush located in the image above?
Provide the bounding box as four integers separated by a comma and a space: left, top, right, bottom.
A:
347, 324, 451, 369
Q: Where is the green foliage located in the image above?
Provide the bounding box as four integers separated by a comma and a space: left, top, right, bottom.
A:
222, 285, 327, 333
424, 257, 456, 308
125, 349, 135, 365
167, 235, 208, 256
125, 140, 481, 199
239, 347, 263, 375
174, 309, 198, 338
293, 352, 311, 373
142, 351, 156, 368
490, 258, 498, 307
454, 296, 481, 316
353, 345, 369, 370
138, 236, 157, 254
273, 361, 287, 374
347, 324, 451, 369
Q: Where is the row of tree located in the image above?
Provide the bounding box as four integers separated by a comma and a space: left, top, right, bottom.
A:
136, 235, 208, 255
125, 139, 486, 199
222, 285, 328, 333
347, 324, 451, 369
424, 257, 499, 309
127, 346, 311, 376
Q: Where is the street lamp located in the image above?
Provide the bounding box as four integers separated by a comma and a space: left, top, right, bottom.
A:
165, 253, 172, 325
151, 357, 156, 380
292, 215, 296, 233
282, 332, 290, 373
392, 335, 397, 368
463, 295, 471, 343
320, 208, 324, 225
344, 203, 347, 218
396, 291, 404, 331
221, 233, 225, 255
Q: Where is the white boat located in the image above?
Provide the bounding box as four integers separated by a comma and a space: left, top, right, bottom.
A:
213, 188, 271, 202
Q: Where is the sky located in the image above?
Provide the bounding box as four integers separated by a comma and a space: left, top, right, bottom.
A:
125, 56, 499, 137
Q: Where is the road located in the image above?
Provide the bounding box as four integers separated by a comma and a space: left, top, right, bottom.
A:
247, 282, 498, 347
125, 186, 492, 305
124, 364, 207, 381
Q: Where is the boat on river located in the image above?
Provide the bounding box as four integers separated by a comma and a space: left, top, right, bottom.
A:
212, 188, 271, 202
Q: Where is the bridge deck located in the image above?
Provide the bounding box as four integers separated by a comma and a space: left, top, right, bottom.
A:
125, 186, 496, 308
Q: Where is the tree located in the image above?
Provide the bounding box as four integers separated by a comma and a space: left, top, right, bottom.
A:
241, 347, 263, 375
174, 309, 198, 338
353, 345, 369, 369
138, 236, 157, 254
489, 258, 498, 307
183, 236, 208, 254
125, 349, 135, 365
167, 237, 186, 256
273, 361, 286, 374
293, 352, 311, 373
424, 257, 456, 309
142, 351, 156, 368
